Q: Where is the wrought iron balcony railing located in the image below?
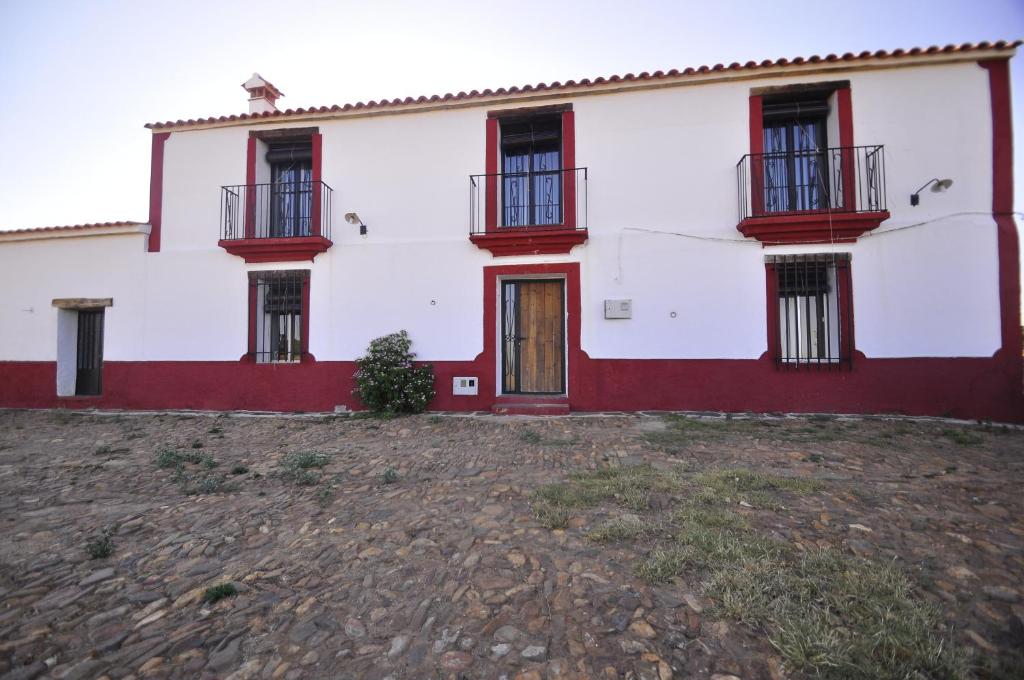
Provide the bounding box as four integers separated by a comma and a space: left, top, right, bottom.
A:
736, 145, 886, 222
221, 181, 333, 241
470, 168, 588, 234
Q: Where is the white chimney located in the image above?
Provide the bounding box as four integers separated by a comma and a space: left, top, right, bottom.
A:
242, 73, 283, 114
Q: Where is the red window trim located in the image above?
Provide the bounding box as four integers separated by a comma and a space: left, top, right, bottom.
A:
242, 269, 314, 364
764, 255, 855, 369
474, 108, 586, 256
245, 129, 323, 236
484, 108, 577, 232
742, 84, 889, 243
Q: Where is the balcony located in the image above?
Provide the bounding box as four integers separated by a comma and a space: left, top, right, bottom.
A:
736, 145, 889, 244
469, 168, 588, 256
218, 181, 333, 263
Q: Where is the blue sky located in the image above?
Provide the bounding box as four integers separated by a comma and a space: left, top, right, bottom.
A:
0, 0, 1021, 231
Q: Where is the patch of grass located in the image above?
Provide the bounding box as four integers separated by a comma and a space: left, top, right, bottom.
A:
202, 583, 238, 605
156, 449, 183, 469
208, 426, 222, 434
178, 473, 233, 495
675, 524, 786, 569
519, 430, 542, 444
314, 485, 335, 506
634, 547, 691, 583
280, 451, 330, 486
230, 465, 249, 475
190, 440, 204, 449
382, 468, 399, 484
283, 451, 330, 469
942, 428, 984, 446
532, 502, 572, 529
94, 444, 112, 455
85, 530, 114, 559
586, 514, 656, 543
531, 464, 684, 513
704, 549, 967, 679
672, 503, 749, 530
182, 451, 218, 468
428, 415, 444, 424
692, 468, 821, 506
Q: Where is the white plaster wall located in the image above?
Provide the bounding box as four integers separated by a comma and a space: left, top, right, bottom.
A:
0, 234, 148, 361
0, 59, 1004, 365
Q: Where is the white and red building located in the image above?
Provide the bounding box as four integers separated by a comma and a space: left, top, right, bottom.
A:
1, 42, 1021, 421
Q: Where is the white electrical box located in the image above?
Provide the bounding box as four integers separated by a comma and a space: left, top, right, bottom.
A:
452, 377, 478, 396
604, 299, 633, 319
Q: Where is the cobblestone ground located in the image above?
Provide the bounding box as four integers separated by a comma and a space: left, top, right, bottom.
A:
0, 410, 1022, 680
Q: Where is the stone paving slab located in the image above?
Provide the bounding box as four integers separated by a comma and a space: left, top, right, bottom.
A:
0, 410, 1021, 679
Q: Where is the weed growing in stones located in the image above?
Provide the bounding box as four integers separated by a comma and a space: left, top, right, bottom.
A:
382, 468, 399, 484
519, 430, 542, 444
202, 583, 238, 605
537, 460, 965, 678
156, 449, 183, 469
231, 465, 249, 475
208, 426, 223, 434
280, 451, 330, 486
85, 529, 114, 559
94, 444, 112, 455
942, 428, 984, 446
315, 485, 336, 506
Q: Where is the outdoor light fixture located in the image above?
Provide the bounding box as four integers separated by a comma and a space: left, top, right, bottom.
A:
910, 178, 953, 206
344, 212, 368, 235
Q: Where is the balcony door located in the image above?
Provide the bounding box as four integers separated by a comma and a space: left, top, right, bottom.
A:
501, 118, 562, 227
502, 280, 565, 394
762, 99, 829, 213
268, 142, 313, 237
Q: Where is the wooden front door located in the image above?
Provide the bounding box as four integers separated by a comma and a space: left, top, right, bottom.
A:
502, 280, 565, 394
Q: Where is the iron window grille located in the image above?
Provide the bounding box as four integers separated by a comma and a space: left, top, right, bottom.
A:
249, 270, 308, 363
766, 253, 853, 369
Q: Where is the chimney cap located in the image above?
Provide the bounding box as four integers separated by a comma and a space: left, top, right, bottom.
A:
242, 73, 284, 99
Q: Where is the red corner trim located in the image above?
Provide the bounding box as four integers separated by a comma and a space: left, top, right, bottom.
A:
838, 259, 856, 358
979, 58, 1022, 366
481, 263, 582, 402
147, 133, 170, 252
245, 135, 257, 239
763, 261, 778, 360
485, 118, 498, 230
748, 95, 764, 216
562, 110, 577, 230
311, 132, 323, 237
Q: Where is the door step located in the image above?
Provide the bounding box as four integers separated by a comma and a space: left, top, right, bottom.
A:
491, 397, 570, 416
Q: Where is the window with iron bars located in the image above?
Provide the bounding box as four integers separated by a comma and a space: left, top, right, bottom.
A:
248, 270, 308, 363
766, 254, 853, 369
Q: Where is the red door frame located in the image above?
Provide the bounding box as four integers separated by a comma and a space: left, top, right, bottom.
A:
480, 263, 581, 398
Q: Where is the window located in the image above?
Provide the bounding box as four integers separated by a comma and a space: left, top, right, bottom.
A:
761, 93, 830, 213
267, 140, 313, 237
249, 270, 309, 363
767, 254, 853, 368
501, 116, 562, 227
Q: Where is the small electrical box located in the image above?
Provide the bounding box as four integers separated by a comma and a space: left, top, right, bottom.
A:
604, 299, 633, 319
452, 377, 478, 396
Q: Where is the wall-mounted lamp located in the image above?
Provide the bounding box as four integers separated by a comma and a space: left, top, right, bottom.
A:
344, 212, 368, 236
910, 178, 953, 206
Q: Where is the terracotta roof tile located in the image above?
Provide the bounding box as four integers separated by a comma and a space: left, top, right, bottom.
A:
3, 221, 146, 235
146, 41, 1020, 130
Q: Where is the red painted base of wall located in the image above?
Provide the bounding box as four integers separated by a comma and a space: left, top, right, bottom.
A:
2, 355, 1021, 422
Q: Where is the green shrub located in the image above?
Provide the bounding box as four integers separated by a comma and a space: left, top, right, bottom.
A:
382, 468, 399, 484
85, 530, 114, 559
353, 330, 435, 414
202, 583, 238, 604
